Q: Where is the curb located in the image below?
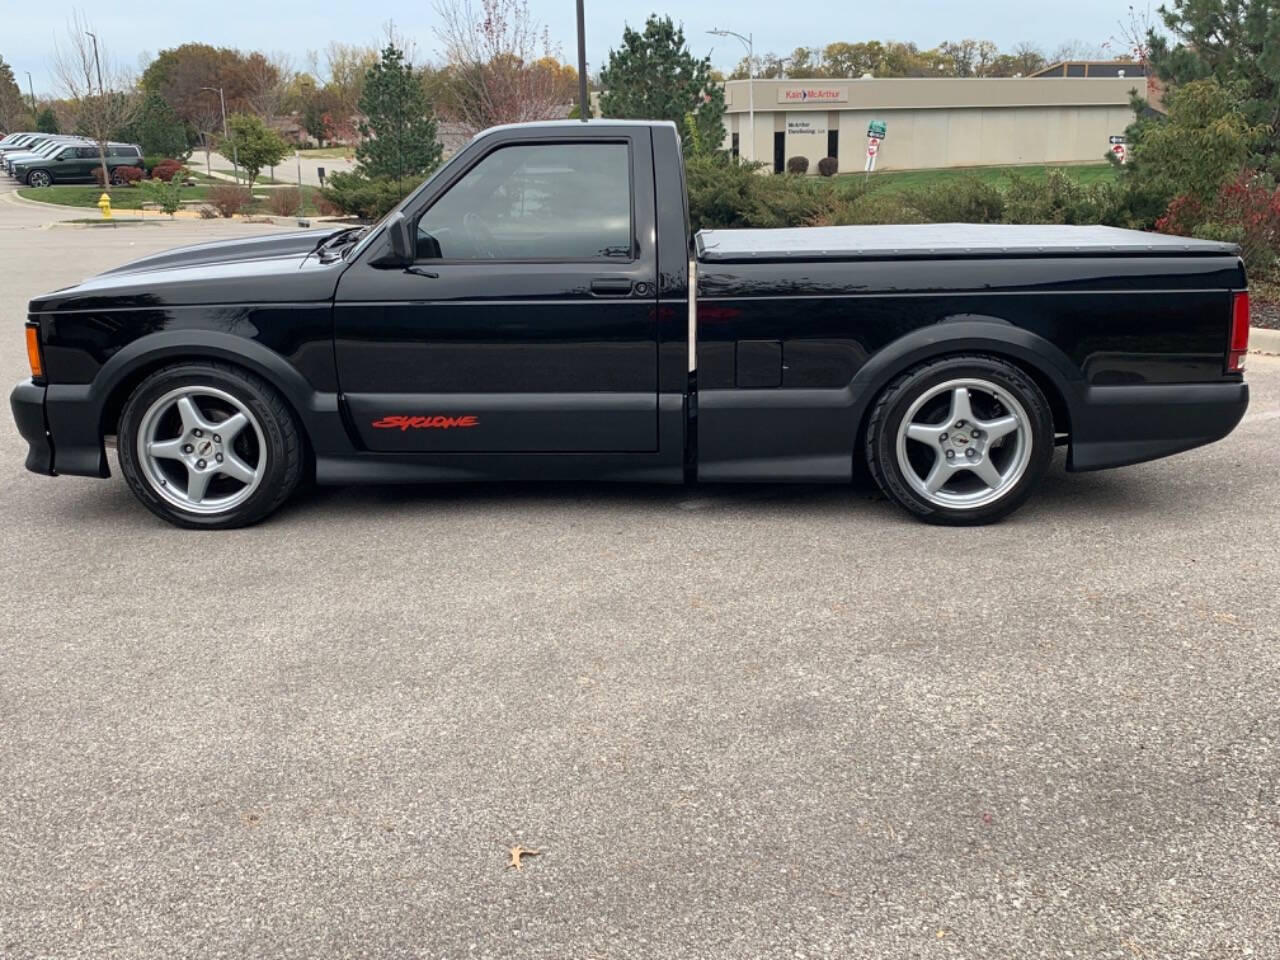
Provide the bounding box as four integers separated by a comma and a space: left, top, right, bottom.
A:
1251, 326, 1280, 356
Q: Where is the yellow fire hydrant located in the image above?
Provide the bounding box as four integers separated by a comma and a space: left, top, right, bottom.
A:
97, 192, 112, 220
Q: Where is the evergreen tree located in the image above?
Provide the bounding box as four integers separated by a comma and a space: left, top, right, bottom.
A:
1148, 0, 1280, 172
599, 16, 726, 153
120, 93, 189, 158
0, 55, 30, 131
355, 43, 442, 184
36, 108, 59, 133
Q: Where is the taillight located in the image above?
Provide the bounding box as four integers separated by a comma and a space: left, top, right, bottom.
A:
25, 323, 44, 380
1228, 291, 1249, 373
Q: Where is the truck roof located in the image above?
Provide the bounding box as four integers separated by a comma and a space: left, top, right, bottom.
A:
695, 223, 1241, 261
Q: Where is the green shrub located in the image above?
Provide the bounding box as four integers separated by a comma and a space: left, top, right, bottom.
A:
906, 175, 1004, 223
140, 177, 183, 216
1002, 169, 1129, 226
319, 171, 407, 221
685, 155, 825, 230
819, 187, 928, 226
786, 155, 809, 175
816, 157, 839, 177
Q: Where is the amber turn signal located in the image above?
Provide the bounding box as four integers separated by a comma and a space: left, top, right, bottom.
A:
25, 324, 43, 379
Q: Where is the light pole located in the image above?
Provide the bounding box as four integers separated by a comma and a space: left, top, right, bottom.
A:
201, 86, 239, 182
85, 31, 109, 188
25, 72, 36, 120
575, 0, 589, 121
709, 28, 753, 163
85, 31, 104, 96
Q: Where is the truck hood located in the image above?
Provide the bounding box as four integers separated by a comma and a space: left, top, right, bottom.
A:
28, 228, 351, 313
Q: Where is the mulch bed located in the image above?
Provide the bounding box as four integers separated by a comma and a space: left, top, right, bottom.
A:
1253, 296, 1280, 330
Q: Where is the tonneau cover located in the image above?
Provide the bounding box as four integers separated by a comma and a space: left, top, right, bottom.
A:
695, 223, 1240, 262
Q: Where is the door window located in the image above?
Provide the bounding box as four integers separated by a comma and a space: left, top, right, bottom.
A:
416, 142, 633, 262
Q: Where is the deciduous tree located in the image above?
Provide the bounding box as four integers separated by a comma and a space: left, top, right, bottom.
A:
52, 13, 139, 189
224, 112, 290, 189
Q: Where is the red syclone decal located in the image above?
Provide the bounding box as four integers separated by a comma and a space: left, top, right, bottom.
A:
372, 415, 480, 430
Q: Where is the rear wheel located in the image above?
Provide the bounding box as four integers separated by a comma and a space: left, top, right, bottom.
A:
117, 362, 302, 529
866, 355, 1053, 525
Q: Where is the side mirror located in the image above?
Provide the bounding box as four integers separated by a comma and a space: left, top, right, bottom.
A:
382, 210, 413, 266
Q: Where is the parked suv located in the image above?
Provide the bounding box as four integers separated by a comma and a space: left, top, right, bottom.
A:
15, 142, 144, 187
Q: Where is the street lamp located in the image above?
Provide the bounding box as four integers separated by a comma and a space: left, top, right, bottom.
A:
85, 31, 104, 96
709, 28, 754, 163
201, 86, 239, 181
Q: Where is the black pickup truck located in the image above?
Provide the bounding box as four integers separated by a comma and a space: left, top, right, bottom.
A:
11, 120, 1252, 528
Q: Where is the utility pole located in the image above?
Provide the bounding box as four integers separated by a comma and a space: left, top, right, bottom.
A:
575, 0, 589, 121
709, 28, 754, 163
25, 72, 36, 119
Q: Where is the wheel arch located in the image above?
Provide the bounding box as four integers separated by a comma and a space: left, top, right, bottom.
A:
93, 332, 324, 454
850, 317, 1083, 451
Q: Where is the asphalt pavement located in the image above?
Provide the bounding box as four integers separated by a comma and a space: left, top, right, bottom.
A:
1, 195, 1278, 959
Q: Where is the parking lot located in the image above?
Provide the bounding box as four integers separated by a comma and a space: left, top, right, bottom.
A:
1, 194, 1278, 958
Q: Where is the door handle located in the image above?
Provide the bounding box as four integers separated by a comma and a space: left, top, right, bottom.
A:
590, 277, 633, 296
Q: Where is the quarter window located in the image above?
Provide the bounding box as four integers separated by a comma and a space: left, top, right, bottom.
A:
416, 142, 633, 261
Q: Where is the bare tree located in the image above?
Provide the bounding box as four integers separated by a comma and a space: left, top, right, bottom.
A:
242, 50, 294, 123
51, 11, 138, 189
433, 0, 577, 136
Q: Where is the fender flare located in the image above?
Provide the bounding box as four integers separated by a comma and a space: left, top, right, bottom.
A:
846, 316, 1087, 434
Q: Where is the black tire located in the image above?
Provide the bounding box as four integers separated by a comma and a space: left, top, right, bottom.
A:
117, 362, 303, 529
865, 354, 1053, 525
26, 169, 52, 187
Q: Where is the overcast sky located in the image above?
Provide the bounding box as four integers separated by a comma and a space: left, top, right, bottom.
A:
6, 1, 1141, 95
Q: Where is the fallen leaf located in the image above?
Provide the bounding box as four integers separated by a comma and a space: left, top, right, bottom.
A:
507, 845, 540, 870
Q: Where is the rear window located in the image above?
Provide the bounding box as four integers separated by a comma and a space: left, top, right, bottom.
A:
111, 145, 140, 158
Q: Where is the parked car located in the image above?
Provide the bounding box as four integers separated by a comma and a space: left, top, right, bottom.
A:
10, 120, 1252, 528
3, 137, 86, 174
13, 141, 143, 186
0, 132, 48, 157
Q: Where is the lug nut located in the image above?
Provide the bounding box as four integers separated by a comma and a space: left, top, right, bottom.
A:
196, 458, 206, 469
945, 449, 955, 460
182, 444, 193, 454
955, 420, 965, 428
939, 432, 948, 442
213, 434, 221, 443
966, 448, 977, 458
971, 429, 981, 438
193, 429, 203, 437
215, 453, 223, 463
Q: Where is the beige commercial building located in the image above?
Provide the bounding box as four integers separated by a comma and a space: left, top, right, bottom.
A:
721, 76, 1141, 174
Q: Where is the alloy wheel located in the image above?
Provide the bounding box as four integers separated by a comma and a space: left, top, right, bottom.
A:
894, 377, 1033, 509
136, 386, 266, 515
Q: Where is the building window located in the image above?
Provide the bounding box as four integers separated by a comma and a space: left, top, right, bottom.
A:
731, 132, 739, 160
827, 129, 838, 160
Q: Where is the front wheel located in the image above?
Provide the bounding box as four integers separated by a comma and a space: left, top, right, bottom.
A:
866, 355, 1054, 525
117, 362, 303, 529
26, 169, 52, 187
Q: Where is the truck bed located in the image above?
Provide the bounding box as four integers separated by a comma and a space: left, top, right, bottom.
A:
694, 223, 1240, 262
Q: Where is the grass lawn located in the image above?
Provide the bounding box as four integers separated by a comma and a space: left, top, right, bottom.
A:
297, 146, 355, 159
19, 184, 325, 216
214, 169, 288, 185
837, 162, 1118, 192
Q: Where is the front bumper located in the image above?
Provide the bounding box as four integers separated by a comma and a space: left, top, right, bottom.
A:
1068, 380, 1249, 471
10, 379, 53, 475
